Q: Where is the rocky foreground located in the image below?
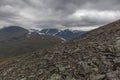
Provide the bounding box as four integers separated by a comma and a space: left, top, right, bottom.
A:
0, 20, 120, 80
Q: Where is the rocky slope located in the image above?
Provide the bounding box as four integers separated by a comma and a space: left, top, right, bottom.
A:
0, 20, 120, 80
0, 26, 63, 58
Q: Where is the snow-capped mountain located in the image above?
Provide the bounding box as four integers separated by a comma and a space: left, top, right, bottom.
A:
31, 28, 86, 40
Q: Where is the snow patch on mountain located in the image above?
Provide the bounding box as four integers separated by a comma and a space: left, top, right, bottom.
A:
29, 28, 86, 40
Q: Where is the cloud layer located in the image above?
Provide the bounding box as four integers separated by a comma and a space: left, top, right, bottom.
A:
0, 0, 120, 31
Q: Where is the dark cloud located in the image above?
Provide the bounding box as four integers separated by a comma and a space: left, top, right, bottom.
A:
0, 0, 120, 30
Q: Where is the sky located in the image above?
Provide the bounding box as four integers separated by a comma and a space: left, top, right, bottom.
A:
0, 0, 120, 31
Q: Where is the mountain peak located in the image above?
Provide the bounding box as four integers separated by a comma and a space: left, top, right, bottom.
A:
0, 26, 28, 41
0, 26, 27, 32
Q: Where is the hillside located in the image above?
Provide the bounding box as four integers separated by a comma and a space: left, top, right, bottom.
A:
0, 26, 63, 58
0, 20, 120, 80
0, 26, 28, 41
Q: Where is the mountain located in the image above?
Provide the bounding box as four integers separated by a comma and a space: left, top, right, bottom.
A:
0, 26, 63, 58
31, 28, 86, 40
0, 26, 29, 41
56, 29, 85, 40
40, 28, 59, 35
0, 20, 120, 80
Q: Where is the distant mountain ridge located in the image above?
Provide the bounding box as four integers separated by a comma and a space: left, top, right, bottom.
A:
31, 28, 86, 40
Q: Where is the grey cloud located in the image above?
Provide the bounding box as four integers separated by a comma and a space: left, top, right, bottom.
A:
0, 0, 120, 30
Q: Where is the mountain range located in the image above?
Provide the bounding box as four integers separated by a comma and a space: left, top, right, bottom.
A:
0, 20, 119, 79
0, 26, 86, 58
31, 28, 86, 40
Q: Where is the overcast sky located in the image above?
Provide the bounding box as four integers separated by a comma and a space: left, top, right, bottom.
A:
0, 0, 120, 31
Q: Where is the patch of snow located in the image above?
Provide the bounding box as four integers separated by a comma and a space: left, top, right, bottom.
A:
38, 32, 45, 35
46, 29, 49, 34
54, 30, 62, 35
60, 37, 66, 41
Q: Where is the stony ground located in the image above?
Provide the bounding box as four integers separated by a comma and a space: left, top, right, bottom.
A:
0, 20, 120, 80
